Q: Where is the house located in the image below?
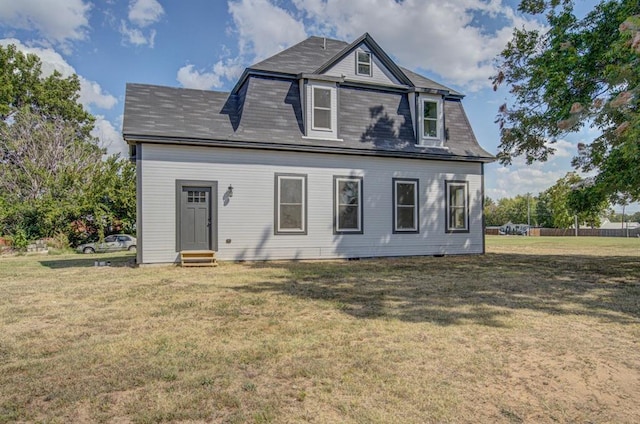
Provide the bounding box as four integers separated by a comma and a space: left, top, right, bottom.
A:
123, 33, 494, 264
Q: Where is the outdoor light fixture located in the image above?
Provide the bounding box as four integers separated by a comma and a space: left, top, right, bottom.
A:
228, 185, 234, 197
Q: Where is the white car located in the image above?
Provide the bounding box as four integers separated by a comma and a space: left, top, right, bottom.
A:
76, 234, 137, 254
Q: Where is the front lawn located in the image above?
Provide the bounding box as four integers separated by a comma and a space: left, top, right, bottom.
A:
1, 237, 638, 423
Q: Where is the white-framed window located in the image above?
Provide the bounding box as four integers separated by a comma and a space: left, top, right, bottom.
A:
356, 51, 372, 76
393, 178, 419, 233
418, 95, 444, 146
446, 180, 469, 233
312, 86, 332, 130
275, 173, 307, 234
334, 176, 363, 234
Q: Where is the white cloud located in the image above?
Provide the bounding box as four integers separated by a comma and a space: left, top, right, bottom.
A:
177, 59, 244, 90
79, 79, 118, 110
119, 0, 163, 47
289, 0, 545, 90
119, 21, 157, 47
545, 139, 576, 158
92, 115, 127, 157
0, 0, 90, 49
486, 156, 572, 200
128, 0, 164, 27
228, 0, 307, 60
0, 38, 117, 111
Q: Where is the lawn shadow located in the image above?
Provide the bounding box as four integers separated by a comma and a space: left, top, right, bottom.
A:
230, 253, 640, 326
40, 254, 136, 269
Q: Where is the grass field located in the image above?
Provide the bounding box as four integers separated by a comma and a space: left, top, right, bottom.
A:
1, 236, 639, 423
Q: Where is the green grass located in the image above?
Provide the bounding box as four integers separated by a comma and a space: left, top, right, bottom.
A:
0, 237, 639, 423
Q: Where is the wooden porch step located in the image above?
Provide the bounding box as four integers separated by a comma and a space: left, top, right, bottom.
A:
180, 250, 218, 267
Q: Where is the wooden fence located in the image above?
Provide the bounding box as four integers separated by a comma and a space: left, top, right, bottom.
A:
486, 227, 640, 237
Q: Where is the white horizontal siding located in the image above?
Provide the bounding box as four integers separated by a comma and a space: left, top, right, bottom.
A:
139, 144, 484, 263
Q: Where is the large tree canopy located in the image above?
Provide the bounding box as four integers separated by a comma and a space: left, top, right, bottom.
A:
0, 44, 134, 247
0, 44, 93, 133
493, 0, 640, 204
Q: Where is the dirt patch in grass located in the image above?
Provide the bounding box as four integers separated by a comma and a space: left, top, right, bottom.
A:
0, 238, 639, 423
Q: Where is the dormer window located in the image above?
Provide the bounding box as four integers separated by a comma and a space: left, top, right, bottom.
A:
312, 87, 332, 130
304, 80, 339, 140
418, 95, 444, 147
356, 51, 372, 76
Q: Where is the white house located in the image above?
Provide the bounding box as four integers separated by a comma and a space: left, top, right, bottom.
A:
123, 33, 494, 264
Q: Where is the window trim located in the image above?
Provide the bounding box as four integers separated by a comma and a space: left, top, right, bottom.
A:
445, 180, 470, 233
392, 178, 419, 234
418, 95, 444, 146
274, 173, 308, 235
333, 176, 364, 235
356, 50, 372, 76
312, 86, 332, 131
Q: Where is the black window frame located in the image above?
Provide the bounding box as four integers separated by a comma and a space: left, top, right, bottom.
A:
274, 173, 308, 235
392, 178, 419, 234
445, 180, 470, 233
333, 175, 364, 235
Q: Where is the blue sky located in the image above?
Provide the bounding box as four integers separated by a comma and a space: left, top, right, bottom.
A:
0, 0, 634, 212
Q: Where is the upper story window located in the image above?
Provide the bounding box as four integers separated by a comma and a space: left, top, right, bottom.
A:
312, 87, 332, 131
418, 95, 444, 147
356, 51, 372, 76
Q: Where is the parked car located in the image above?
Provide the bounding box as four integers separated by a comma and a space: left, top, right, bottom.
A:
77, 234, 137, 254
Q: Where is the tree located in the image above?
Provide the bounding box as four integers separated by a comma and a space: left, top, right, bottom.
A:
493, 0, 640, 206
536, 172, 609, 228
484, 195, 538, 226
0, 44, 135, 247
0, 44, 93, 132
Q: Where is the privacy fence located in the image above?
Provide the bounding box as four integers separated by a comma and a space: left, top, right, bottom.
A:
486, 227, 640, 237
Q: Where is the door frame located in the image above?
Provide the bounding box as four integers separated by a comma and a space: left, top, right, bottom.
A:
175, 180, 218, 252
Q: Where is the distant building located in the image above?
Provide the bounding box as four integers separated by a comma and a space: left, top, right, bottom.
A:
600, 219, 640, 230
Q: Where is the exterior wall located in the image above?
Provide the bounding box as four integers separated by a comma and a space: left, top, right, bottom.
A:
323, 47, 401, 86
139, 143, 484, 263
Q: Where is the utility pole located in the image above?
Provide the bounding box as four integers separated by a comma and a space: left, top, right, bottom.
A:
527, 193, 531, 236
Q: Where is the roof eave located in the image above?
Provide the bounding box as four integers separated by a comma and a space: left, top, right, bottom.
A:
122, 133, 496, 163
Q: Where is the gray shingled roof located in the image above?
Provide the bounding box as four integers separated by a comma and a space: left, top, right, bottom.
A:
250, 36, 348, 75
123, 78, 493, 161
123, 34, 493, 162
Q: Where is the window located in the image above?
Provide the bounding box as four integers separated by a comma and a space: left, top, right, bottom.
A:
275, 174, 307, 234
446, 181, 469, 233
187, 190, 207, 203
419, 96, 443, 146
393, 178, 419, 233
312, 87, 332, 130
356, 51, 371, 76
334, 176, 363, 234
423, 100, 438, 138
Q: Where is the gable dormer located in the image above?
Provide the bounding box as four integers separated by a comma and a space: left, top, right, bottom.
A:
321, 44, 402, 86
315, 33, 413, 88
